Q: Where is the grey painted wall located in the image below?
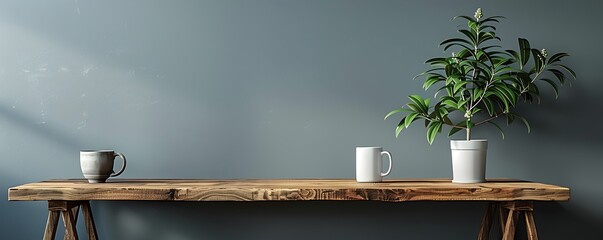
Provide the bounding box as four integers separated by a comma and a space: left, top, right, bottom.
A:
1, 0, 601, 239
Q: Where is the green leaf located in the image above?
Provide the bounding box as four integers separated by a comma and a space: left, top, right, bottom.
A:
505, 111, 515, 124
425, 57, 448, 65
556, 64, 577, 80
498, 84, 518, 106
446, 73, 462, 85
395, 117, 406, 138
522, 92, 538, 104
547, 53, 569, 64
494, 66, 516, 75
473, 88, 484, 100
442, 115, 453, 125
479, 48, 496, 67
486, 121, 505, 139
506, 49, 519, 61
457, 98, 470, 110
395, 124, 404, 138
384, 108, 412, 120
479, 25, 497, 32
456, 49, 472, 58
415, 71, 444, 81
408, 95, 428, 113
451, 15, 476, 24
528, 82, 540, 97
480, 16, 505, 24
446, 85, 454, 96
426, 121, 443, 145
518, 38, 531, 68
531, 49, 544, 73
423, 76, 442, 90
443, 43, 474, 52
404, 112, 420, 128
468, 20, 478, 31
512, 114, 531, 133
458, 29, 478, 46
491, 88, 510, 112
440, 38, 473, 47
483, 98, 495, 116
384, 109, 401, 120
548, 69, 566, 85
442, 98, 457, 109
406, 103, 422, 113
453, 81, 468, 94
424, 98, 432, 109
478, 31, 500, 45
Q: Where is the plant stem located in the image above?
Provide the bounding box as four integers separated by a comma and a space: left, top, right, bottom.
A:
474, 114, 500, 126
466, 128, 471, 141
522, 66, 546, 94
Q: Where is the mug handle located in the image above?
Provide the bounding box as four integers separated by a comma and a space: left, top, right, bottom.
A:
380, 151, 392, 177
111, 152, 127, 177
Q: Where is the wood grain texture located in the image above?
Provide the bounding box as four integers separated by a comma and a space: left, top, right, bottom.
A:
502, 209, 519, 240
478, 202, 497, 240
524, 211, 539, 240
61, 209, 78, 240
81, 202, 98, 240
8, 179, 570, 202
43, 210, 59, 240
64, 205, 79, 240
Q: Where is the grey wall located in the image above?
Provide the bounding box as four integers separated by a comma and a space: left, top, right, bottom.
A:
1, 0, 601, 239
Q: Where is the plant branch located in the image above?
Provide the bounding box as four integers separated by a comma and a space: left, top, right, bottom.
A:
474, 114, 500, 126
521, 64, 547, 94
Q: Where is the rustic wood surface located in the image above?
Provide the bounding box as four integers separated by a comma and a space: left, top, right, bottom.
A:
43, 210, 59, 240
477, 203, 497, 240
478, 201, 540, 240
81, 202, 98, 240
8, 179, 570, 202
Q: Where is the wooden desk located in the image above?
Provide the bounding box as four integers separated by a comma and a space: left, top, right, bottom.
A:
8, 179, 570, 240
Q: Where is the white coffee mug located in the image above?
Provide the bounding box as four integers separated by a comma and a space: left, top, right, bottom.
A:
356, 146, 393, 182
80, 150, 127, 183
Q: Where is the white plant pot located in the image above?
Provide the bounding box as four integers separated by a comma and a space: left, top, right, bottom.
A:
450, 139, 488, 183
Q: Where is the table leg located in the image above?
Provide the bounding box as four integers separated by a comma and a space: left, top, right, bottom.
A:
45, 201, 98, 240
478, 202, 497, 240
61, 208, 79, 240
498, 204, 507, 234
43, 210, 60, 240
82, 202, 99, 240
478, 201, 539, 240
63, 205, 80, 240
524, 211, 539, 240
499, 201, 538, 240
502, 208, 519, 240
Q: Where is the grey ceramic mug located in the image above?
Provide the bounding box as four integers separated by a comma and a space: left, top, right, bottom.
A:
80, 150, 127, 183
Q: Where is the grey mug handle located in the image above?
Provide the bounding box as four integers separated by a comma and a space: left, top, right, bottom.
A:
111, 152, 127, 177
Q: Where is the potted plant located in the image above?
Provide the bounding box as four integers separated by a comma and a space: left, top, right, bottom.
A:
385, 8, 576, 183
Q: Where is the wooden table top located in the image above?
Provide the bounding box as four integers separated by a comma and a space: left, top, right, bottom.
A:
8, 179, 570, 202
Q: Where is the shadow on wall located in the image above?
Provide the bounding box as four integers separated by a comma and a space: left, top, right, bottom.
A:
0, 101, 85, 240
0, 102, 85, 150
97, 201, 482, 240
536, 202, 603, 239
519, 83, 603, 145
92, 200, 600, 240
